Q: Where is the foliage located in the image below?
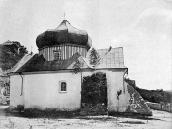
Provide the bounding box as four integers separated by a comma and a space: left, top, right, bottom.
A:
89, 48, 100, 66
73, 59, 83, 74
0, 41, 28, 71
81, 72, 107, 105
125, 78, 172, 103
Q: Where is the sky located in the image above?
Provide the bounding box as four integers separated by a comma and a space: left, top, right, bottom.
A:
0, 0, 171, 90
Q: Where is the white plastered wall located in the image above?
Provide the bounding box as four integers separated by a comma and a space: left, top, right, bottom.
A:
82, 69, 130, 113
106, 70, 130, 112
10, 71, 81, 111
10, 69, 130, 112
10, 75, 24, 107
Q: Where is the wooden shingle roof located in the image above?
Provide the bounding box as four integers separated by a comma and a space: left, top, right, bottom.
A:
36, 20, 92, 50
96, 47, 126, 68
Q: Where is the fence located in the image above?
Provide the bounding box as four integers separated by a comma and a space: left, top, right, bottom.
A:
146, 102, 172, 112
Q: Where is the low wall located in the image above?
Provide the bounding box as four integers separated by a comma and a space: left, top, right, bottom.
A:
146, 102, 172, 112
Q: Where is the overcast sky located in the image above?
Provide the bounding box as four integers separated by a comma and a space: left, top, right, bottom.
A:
0, 0, 171, 90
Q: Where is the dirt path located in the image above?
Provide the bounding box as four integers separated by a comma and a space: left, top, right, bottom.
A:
0, 106, 171, 129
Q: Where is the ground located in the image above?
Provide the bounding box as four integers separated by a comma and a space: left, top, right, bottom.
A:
0, 106, 172, 129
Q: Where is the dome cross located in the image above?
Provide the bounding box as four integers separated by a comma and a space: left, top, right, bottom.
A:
63, 12, 66, 20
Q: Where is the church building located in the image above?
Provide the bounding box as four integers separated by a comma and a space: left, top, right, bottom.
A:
9, 19, 152, 116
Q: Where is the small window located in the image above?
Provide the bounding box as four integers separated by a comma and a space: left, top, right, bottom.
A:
59, 81, 67, 92
54, 50, 61, 60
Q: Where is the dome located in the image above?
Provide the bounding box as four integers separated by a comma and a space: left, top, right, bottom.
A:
36, 20, 92, 50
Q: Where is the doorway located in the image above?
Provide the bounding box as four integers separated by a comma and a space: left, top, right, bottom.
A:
81, 72, 107, 114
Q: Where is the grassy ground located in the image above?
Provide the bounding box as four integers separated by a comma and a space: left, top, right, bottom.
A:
0, 106, 172, 129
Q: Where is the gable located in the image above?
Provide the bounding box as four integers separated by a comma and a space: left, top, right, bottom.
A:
68, 56, 92, 69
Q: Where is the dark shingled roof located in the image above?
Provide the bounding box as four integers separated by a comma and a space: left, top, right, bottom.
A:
36, 20, 92, 50
17, 53, 81, 72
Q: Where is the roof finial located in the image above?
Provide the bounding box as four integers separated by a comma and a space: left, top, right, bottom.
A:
30, 46, 33, 55
63, 12, 66, 20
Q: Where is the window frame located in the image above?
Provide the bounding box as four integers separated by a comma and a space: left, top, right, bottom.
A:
59, 81, 67, 93
53, 50, 62, 60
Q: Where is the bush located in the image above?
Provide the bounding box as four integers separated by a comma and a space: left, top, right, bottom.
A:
17, 105, 24, 112
125, 78, 172, 103
81, 72, 107, 105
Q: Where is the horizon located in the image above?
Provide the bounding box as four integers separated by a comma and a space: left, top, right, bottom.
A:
0, 0, 171, 90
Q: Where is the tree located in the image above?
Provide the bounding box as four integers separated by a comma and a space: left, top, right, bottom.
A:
89, 48, 100, 66
81, 72, 107, 105
0, 41, 28, 71
73, 59, 83, 74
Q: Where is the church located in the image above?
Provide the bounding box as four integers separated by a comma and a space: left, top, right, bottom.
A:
9, 19, 152, 116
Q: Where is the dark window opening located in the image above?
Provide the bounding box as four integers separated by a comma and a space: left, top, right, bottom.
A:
54, 50, 61, 60
60, 82, 67, 92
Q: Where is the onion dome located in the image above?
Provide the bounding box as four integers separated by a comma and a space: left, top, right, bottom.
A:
36, 20, 92, 50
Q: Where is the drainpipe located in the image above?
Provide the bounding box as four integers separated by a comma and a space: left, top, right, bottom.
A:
123, 68, 128, 93
80, 69, 82, 108
19, 72, 23, 96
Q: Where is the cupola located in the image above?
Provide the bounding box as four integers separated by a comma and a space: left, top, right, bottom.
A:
36, 20, 92, 61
